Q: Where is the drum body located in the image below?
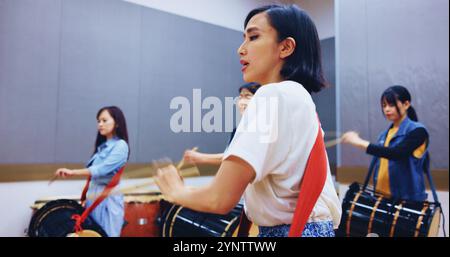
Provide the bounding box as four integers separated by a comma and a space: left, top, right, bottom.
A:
121, 192, 164, 237
159, 200, 243, 237
337, 183, 441, 237
28, 199, 107, 237
30, 193, 165, 237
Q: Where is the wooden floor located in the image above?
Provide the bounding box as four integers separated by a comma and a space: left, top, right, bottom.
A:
0, 163, 220, 183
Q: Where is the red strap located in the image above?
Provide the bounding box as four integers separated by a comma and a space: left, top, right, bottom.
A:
72, 166, 125, 233
288, 121, 328, 237
80, 175, 91, 204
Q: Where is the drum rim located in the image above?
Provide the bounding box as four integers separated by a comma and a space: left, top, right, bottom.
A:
161, 203, 244, 237
339, 183, 442, 237
28, 199, 107, 237
28, 199, 82, 237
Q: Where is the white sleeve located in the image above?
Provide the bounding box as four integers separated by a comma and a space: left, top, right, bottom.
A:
223, 87, 290, 183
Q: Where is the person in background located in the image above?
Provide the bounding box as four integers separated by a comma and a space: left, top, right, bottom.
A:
55, 106, 130, 236
341, 85, 429, 201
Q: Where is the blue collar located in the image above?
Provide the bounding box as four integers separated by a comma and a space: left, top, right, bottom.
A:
97, 136, 119, 152
386, 117, 409, 136
383, 117, 424, 140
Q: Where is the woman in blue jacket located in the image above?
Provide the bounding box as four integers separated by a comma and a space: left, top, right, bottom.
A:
55, 106, 129, 236
341, 85, 429, 201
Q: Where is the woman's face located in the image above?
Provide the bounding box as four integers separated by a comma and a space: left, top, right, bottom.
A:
238, 88, 254, 115
238, 12, 284, 85
97, 110, 116, 139
382, 99, 410, 122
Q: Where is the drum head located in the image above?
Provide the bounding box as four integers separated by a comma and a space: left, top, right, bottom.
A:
427, 206, 441, 237
28, 199, 107, 237
67, 230, 102, 237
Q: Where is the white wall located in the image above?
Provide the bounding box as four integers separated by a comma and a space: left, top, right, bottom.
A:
295, 0, 335, 39
0, 176, 213, 237
123, 0, 335, 39
2, 179, 447, 237
123, 0, 282, 32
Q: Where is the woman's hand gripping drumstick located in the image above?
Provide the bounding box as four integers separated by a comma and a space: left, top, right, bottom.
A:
340, 131, 370, 150
154, 164, 187, 203
178, 146, 199, 169
154, 146, 198, 203
322, 131, 363, 148
322, 130, 370, 149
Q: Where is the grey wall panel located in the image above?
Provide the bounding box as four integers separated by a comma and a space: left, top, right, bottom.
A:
0, 0, 61, 163
55, 0, 141, 163
0, 0, 244, 165
337, 0, 372, 167
337, 0, 449, 169
312, 37, 337, 169
137, 7, 242, 162
365, 0, 449, 169
2, 0, 343, 167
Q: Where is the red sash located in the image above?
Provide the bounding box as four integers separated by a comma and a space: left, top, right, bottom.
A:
72, 166, 125, 233
288, 121, 328, 237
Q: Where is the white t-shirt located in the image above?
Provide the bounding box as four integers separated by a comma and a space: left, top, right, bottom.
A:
223, 80, 342, 228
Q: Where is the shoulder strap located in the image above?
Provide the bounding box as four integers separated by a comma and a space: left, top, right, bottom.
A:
72, 166, 125, 233
423, 152, 439, 203
363, 157, 378, 191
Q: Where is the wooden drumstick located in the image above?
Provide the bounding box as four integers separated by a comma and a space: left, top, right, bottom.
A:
323, 131, 342, 137
176, 146, 198, 170
87, 165, 201, 200
120, 166, 200, 194
48, 174, 58, 185
325, 137, 343, 148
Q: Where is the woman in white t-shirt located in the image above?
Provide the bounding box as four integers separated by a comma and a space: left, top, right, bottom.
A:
155, 4, 341, 237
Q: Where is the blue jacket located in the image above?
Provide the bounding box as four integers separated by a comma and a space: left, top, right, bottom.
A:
370, 117, 428, 201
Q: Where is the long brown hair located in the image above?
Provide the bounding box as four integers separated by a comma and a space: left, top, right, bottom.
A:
93, 106, 130, 160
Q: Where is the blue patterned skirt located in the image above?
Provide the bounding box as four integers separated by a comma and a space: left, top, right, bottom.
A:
258, 221, 335, 237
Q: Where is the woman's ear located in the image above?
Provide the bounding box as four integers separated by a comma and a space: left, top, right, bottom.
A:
279, 37, 296, 59
404, 100, 411, 109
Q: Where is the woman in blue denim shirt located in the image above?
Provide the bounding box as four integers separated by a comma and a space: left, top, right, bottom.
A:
55, 106, 130, 236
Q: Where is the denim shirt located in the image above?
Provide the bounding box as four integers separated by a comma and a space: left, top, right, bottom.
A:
86, 137, 129, 185
84, 137, 129, 236
371, 117, 428, 201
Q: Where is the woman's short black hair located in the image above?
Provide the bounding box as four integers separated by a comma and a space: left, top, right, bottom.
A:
239, 82, 261, 95
244, 5, 327, 94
